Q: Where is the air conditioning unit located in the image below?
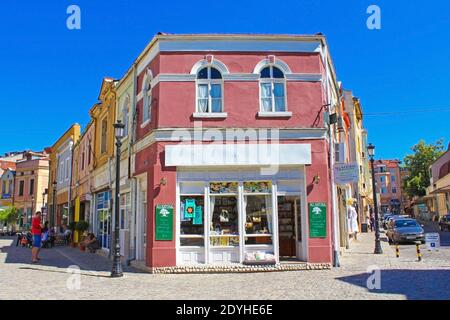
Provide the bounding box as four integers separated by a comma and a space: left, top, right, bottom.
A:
334, 143, 347, 163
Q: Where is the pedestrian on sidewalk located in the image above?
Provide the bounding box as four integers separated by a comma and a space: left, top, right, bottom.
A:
347, 199, 359, 240
31, 211, 43, 263
366, 214, 372, 232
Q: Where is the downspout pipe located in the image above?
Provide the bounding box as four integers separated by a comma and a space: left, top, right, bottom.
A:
126, 62, 138, 266
324, 43, 341, 268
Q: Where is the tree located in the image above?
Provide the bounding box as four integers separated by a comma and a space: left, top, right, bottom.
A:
403, 139, 445, 197
0, 206, 19, 230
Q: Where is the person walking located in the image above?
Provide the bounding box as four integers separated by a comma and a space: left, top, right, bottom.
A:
347, 200, 359, 240
31, 211, 43, 263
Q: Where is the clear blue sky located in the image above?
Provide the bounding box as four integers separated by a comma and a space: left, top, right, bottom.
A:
0, 0, 449, 159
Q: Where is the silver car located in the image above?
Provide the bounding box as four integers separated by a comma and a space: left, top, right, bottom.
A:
386, 219, 425, 244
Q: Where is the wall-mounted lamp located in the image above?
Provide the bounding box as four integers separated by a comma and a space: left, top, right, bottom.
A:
159, 177, 167, 186
313, 173, 320, 185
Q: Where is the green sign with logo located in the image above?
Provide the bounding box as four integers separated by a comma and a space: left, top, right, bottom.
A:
155, 204, 174, 241
309, 202, 327, 238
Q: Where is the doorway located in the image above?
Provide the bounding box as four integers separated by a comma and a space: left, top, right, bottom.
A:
277, 196, 302, 260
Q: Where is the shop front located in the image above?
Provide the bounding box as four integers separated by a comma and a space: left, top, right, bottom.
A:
161, 142, 316, 267
176, 170, 308, 266
94, 190, 112, 250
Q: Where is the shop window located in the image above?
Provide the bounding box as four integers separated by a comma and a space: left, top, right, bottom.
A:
244, 195, 273, 245
209, 195, 239, 247
180, 195, 205, 246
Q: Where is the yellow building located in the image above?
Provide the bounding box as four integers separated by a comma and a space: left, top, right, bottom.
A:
71, 120, 95, 243
89, 78, 118, 251
46, 124, 81, 229
0, 169, 16, 208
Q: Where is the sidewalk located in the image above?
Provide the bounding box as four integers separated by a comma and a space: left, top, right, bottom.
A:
340, 230, 394, 271
340, 228, 450, 270
0, 237, 141, 276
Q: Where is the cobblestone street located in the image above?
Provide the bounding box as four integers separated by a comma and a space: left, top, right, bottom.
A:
1, 221, 449, 300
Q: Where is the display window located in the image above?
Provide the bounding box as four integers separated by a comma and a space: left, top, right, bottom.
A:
244, 195, 273, 245
209, 195, 239, 247
180, 195, 205, 246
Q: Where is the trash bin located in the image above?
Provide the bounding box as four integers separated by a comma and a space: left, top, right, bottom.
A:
361, 223, 368, 233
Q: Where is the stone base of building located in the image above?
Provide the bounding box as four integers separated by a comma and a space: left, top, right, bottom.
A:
147, 262, 332, 274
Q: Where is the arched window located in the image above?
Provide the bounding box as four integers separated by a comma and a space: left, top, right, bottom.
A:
142, 72, 152, 124
259, 65, 286, 112
122, 95, 130, 137
196, 66, 223, 113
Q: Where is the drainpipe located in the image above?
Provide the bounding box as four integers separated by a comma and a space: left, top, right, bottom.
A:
127, 63, 138, 266
324, 43, 341, 267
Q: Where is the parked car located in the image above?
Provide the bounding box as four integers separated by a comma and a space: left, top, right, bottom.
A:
439, 214, 450, 231
386, 219, 425, 244
384, 214, 409, 229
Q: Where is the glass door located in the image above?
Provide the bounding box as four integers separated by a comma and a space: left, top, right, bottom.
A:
277, 196, 301, 259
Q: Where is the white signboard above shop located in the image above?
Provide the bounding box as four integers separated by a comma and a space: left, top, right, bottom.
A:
333, 162, 359, 185
165, 143, 312, 167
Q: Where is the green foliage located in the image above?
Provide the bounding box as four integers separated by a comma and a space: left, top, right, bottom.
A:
75, 220, 89, 232
68, 221, 77, 231
0, 206, 19, 224
403, 139, 445, 197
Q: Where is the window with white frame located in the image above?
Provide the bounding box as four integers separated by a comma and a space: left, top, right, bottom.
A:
180, 194, 205, 247
142, 78, 152, 124
196, 66, 223, 113
259, 66, 286, 112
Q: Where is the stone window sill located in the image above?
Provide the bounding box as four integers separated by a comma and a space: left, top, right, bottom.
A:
193, 112, 228, 119
257, 111, 292, 118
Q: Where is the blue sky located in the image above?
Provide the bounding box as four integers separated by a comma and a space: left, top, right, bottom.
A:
0, 0, 449, 159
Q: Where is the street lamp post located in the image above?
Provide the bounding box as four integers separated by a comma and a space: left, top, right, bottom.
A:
42, 191, 46, 223
111, 120, 125, 278
52, 181, 57, 229
29, 195, 35, 228
367, 143, 383, 254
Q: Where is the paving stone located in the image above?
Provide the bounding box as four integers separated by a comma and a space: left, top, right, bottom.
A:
1, 229, 449, 300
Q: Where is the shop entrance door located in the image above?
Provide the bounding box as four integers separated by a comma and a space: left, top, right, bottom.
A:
277, 196, 301, 260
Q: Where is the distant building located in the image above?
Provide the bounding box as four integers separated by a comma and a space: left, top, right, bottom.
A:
14, 151, 49, 228
372, 159, 404, 214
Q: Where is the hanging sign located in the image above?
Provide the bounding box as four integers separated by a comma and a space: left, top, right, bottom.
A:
309, 202, 327, 238
193, 206, 203, 225
333, 162, 359, 185
184, 199, 196, 218
155, 204, 174, 241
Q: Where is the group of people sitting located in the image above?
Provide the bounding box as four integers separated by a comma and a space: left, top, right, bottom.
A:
17, 217, 100, 254
80, 233, 101, 253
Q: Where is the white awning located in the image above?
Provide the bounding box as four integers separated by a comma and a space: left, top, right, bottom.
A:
165, 143, 311, 167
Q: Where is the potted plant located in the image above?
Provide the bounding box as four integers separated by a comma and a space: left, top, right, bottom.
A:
75, 221, 89, 251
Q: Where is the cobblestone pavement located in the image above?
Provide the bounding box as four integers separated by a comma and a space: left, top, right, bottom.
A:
1, 222, 449, 300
